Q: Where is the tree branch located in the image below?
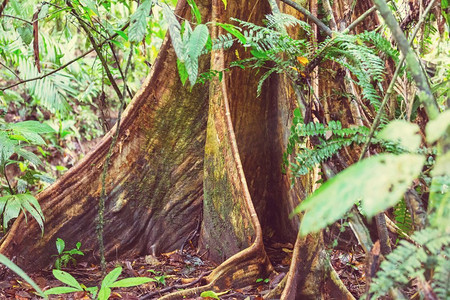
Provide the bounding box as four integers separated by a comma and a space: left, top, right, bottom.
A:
0, 23, 129, 92
372, 0, 440, 120
359, 0, 439, 160
66, 0, 123, 100
0, 61, 21, 80
279, 0, 333, 36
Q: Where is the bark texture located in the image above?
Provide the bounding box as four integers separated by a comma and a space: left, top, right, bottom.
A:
1, 0, 378, 298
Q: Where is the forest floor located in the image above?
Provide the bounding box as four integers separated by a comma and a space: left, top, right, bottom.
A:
0, 242, 366, 299
0, 109, 367, 299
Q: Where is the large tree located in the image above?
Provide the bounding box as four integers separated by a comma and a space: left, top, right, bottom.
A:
0, 0, 409, 298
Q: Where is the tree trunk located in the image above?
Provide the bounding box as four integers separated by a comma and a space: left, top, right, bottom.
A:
1, 0, 379, 298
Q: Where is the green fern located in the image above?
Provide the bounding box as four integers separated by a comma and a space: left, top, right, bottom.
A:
284, 120, 369, 178
370, 228, 450, 299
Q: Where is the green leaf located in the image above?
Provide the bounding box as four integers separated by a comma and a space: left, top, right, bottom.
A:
43, 286, 81, 295
186, 0, 202, 23
56, 238, 65, 254
3, 196, 21, 229
185, 55, 198, 86
109, 277, 155, 287
200, 290, 220, 300
188, 24, 209, 60
216, 23, 246, 44
15, 148, 43, 167
0, 254, 47, 299
426, 110, 450, 144
162, 4, 185, 61
177, 59, 188, 85
52, 269, 83, 290
18, 24, 33, 45
10, 121, 54, 134
98, 286, 111, 300
17, 194, 44, 234
221, 0, 227, 9
38, 4, 49, 19
129, 0, 152, 43
101, 267, 122, 288
295, 154, 426, 236
378, 120, 421, 152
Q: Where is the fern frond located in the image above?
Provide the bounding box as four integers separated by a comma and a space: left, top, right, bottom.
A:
370, 228, 450, 299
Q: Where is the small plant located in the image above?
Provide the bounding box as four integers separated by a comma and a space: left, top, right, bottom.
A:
52, 238, 84, 269
147, 269, 168, 285
44, 266, 155, 299
256, 278, 270, 283
0, 120, 54, 234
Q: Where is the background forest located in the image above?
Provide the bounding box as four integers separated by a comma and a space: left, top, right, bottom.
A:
0, 0, 449, 299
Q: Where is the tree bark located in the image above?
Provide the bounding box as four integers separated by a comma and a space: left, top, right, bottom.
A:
1, 0, 379, 298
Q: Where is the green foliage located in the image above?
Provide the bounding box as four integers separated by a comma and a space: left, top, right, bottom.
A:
392, 199, 413, 238
0, 120, 53, 233
283, 116, 369, 178
377, 120, 421, 152
294, 153, 425, 235
0, 254, 47, 299
162, 4, 209, 86
293, 114, 449, 236
129, 0, 153, 43
45, 266, 155, 299
0, 193, 44, 233
52, 238, 84, 270
200, 290, 221, 299
370, 229, 450, 299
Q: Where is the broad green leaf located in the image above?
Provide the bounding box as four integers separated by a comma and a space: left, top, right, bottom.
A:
56, 238, 65, 254
101, 267, 122, 288
0, 254, 47, 299
432, 151, 450, 177
216, 23, 246, 44
52, 269, 83, 290
15, 148, 43, 167
177, 59, 188, 85
186, 0, 202, 23
200, 290, 220, 299
162, 4, 185, 61
43, 286, 81, 295
188, 24, 209, 60
10, 121, 55, 134
3, 197, 21, 229
295, 154, 425, 236
98, 286, 111, 300
18, 24, 33, 45
185, 55, 198, 86
378, 120, 421, 152
18, 194, 44, 234
114, 30, 128, 41
38, 4, 49, 19
18, 131, 45, 145
129, 0, 153, 43
109, 277, 155, 287
426, 110, 450, 144
0, 196, 9, 215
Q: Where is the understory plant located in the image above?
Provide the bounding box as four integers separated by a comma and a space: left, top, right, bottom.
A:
0, 120, 54, 233
44, 266, 155, 299
53, 238, 84, 270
